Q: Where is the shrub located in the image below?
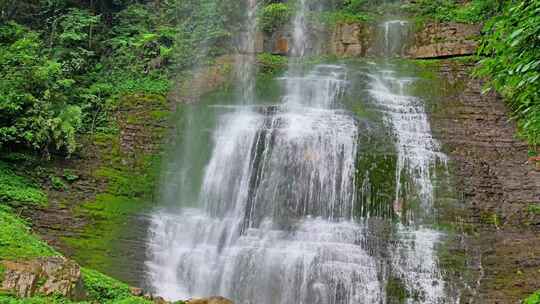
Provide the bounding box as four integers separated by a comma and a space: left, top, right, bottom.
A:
259, 3, 293, 33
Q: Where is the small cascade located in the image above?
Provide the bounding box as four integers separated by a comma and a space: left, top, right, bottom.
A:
282, 65, 348, 108
379, 20, 410, 57
367, 68, 447, 212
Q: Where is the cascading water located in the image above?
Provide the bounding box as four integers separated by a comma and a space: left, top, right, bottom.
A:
146, 3, 458, 304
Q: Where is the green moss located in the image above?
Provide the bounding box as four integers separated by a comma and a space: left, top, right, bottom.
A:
525, 290, 540, 304
528, 203, 540, 215
480, 211, 501, 228
61, 93, 167, 277
0, 294, 82, 303
386, 276, 409, 303
0, 162, 47, 206
150, 110, 170, 121
0, 207, 58, 260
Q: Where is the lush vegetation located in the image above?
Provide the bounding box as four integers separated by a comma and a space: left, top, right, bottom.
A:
0, 203, 161, 303
0, 0, 244, 158
476, 0, 540, 146
259, 2, 293, 32
404, 0, 504, 24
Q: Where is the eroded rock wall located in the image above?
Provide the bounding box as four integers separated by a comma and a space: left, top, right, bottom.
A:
330, 22, 374, 57
430, 61, 540, 303
407, 22, 481, 59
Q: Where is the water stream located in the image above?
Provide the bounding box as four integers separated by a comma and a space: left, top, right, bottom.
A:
146, 4, 458, 304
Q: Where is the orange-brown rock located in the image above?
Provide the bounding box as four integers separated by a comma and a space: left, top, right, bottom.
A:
274, 36, 289, 55
330, 22, 373, 57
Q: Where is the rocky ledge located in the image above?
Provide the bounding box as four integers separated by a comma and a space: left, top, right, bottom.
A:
407, 22, 481, 59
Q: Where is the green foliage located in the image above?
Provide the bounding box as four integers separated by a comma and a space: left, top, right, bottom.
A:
0, 22, 83, 155
81, 268, 132, 303
257, 53, 287, 75
50, 175, 67, 191
405, 0, 503, 24
0, 294, 81, 304
476, 1, 540, 145
342, 0, 368, 13
259, 3, 293, 32
0, 206, 58, 260
319, 10, 371, 25
0, 162, 47, 206
525, 290, 540, 304
63, 169, 79, 182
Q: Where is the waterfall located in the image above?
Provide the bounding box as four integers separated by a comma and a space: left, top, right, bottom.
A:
236, 0, 259, 103
146, 4, 457, 304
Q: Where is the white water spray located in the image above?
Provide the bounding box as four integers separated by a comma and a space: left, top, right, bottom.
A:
146, 6, 456, 304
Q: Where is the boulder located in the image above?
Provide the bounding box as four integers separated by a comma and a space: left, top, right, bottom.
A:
1, 257, 86, 300
186, 296, 234, 304
407, 22, 481, 59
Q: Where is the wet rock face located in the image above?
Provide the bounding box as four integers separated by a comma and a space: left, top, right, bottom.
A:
430, 61, 540, 302
407, 22, 481, 58
1, 257, 86, 300
331, 22, 373, 57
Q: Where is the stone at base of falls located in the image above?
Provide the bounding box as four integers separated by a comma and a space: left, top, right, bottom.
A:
186, 296, 234, 304
0, 257, 86, 300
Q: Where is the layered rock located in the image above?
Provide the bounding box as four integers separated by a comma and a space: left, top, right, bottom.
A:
330, 22, 373, 57
407, 22, 481, 58
0, 257, 86, 300
429, 61, 540, 302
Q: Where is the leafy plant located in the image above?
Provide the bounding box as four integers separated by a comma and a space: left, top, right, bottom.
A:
404, 0, 503, 24
525, 290, 540, 304
63, 169, 79, 182
257, 53, 287, 75
50, 175, 67, 191
259, 3, 293, 33
476, 0, 540, 145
